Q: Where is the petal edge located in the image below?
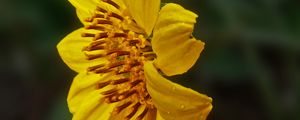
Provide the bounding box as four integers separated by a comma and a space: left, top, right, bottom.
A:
144, 62, 213, 120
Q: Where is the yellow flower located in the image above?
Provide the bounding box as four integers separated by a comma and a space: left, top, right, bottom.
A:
57, 0, 213, 120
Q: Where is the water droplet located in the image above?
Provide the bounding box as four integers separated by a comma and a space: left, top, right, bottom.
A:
199, 115, 203, 119
180, 104, 185, 109
172, 86, 176, 91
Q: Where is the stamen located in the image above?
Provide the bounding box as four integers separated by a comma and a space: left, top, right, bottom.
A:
125, 102, 141, 120
112, 78, 130, 85
81, 33, 95, 37
143, 52, 157, 60
102, 0, 120, 9
85, 25, 106, 31
107, 49, 130, 56
108, 12, 124, 21
84, 53, 105, 60
94, 68, 112, 73
93, 13, 105, 18
128, 40, 140, 46
136, 107, 149, 120
130, 79, 143, 88
97, 80, 111, 89
90, 40, 106, 47
109, 61, 125, 69
102, 88, 118, 95
113, 33, 127, 38
118, 90, 136, 100
87, 64, 105, 72
84, 45, 105, 51
130, 60, 141, 67
141, 46, 153, 52
96, 19, 113, 25
105, 94, 120, 103
114, 101, 133, 114
96, 6, 107, 13
94, 32, 109, 40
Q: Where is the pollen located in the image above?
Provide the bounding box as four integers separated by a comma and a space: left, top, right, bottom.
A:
81, 0, 156, 119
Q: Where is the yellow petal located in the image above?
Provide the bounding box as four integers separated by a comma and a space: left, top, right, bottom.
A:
69, 0, 97, 24
72, 89, 117, 120
57, 28, 108, 73
123, 0, 160, 35
156, 112, 165, 120
70, 0, 125, 24
144, 62, 213, 120
67, 72, 111, 113
152, 3, 204, 76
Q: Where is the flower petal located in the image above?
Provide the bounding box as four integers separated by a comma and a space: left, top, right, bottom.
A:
72, 89, 117, 120
144, 62, 213, 120
69, 0, 125, 24
123, 0, 160, 35
57, 28, 108, 73
67, 72, 111, 113
152, 3, 204, 76
156, 112, 165, 120
69, 0, 97, 24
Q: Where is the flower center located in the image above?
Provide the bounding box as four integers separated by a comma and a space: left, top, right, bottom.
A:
80, 0, 156, 119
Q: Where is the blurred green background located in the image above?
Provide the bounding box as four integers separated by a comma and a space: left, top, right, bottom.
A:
0, 0, 299, 120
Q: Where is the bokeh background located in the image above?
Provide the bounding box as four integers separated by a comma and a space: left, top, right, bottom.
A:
0, 0, 299, 120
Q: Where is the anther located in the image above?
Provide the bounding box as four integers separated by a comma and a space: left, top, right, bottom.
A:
105, 94, 120, 103
94, 68, 112, 74
96, 19, 113, 25
107, 49, 130, 56
96, 6, 107, 13
90, 40, 106, 47
144, 94, 150, 100
112, 78, 130, 85
125, 102, 141, 119
118, 90, 136, 100
102, 0, 120, 9
128, 40, 140, 46
116, 71, 130, 75
93, 13, 105, 18
91, 45, 105, 51
109, 61, 125, 69
143, 52, 157, 60
94, 32, 109, 40
141, 46, 153, 52
102, 88, 118, 95
84, 53, 105, 60
136, 107, 149, 120
130, 60, 141, 67
97, 80, 111, 89
85, 25, 106, 31
130, 79, 143, 88
81, 33, 95, 37
84, 18, 93, 22
108, 12, 124, 21
114, 101, 133, 114
87, 64, 105, 72
113, 33, 127, 38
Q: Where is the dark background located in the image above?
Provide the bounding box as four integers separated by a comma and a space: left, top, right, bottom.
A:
0, 0, 299, 120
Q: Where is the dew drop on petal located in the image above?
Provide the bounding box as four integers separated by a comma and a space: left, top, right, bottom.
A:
180, 104, 185, 109
172, 86, 176, 91
199, 115, 203, 119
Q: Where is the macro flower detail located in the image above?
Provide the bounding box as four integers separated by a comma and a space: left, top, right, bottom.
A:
57, 0, 213, 120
